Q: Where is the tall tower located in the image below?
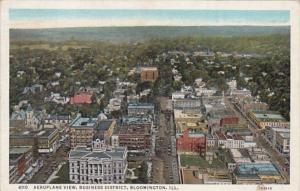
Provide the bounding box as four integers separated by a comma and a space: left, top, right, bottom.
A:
25, 104, 33, 126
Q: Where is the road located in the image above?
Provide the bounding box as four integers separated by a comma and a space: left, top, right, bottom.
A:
152, 97, 179, 184
28, 139, 70, 184
226, 97, 290, 183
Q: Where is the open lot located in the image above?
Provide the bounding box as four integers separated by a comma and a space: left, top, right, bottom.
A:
180, 154, 226, 170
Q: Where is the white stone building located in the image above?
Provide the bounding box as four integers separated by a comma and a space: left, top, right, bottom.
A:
69, 140, 127, 184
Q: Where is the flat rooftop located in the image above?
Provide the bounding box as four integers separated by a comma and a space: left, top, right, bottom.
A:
119, 124, 151, 135
70, 117, 98, 127
10, 146, 32, 154
10, 128, 57, 138
128, 102, 154, 108
36, 128, 58, 138
278, 132, 290, 139
236, 162, 281, 176
252, 110, 286, 121
141, 67, 158, 71
122, 116, 153, 125
97, 120, 114, 131
209, 105, 236, 119
174, 109, 202, 119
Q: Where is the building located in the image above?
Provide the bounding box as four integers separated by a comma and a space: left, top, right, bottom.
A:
264, 126, 290, 155
9, 146, 33, 183
174, 109, 208, 134
173, 98, 202, 112
10, 104, 45, 130
44, 114, 71, 129
69, 116, 98, 148
118, 124, 151, 151
248, 110, 288, 129
206, 134, 217, 148
127, 94, 140, 103
208, 106, 239, 127
94, 120, 116, 145
176, 130, 206, 155
10, 128, 60, 153
127, 102, 154, 116
202, 173, 232, 184
140, 67, 158, 82
22, 84, 43, 94
10, 109, 26, 128
233, 162, 283, 184
172, 92, 186, 101
194, 88, 217, 97
236, 96, 269, 114
69, 142, 127, 184
247, 147, 271, 163
106, 98, 122, 112
44, 92, 70, 105
215, 132, 245, 149
70, 91, 93, 104
36, 128, 60, 153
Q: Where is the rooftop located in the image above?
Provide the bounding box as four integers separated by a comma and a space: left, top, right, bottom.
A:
119, 124, 151, 135
278, 132, 290, 139
128, 102, 154, 109
36, 128, 58, 138
10, 128, 58, 138
252, 110, 286, 121
10, 146, 32, 155
174, 109, 202, 119
97, 120, 115, 131
208, 105, 236, 119
141, 67, 158, 71
122, 115, 153, 125
236, 162, 281, 176
69, 146, 126, 160
69, 117, 98, 128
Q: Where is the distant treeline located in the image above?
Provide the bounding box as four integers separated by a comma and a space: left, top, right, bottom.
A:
10, 25, 290, 44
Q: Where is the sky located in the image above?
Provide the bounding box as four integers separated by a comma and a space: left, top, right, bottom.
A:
9, 9, 290, 28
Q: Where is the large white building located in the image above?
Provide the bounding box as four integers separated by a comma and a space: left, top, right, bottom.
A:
69, 140, 128, 184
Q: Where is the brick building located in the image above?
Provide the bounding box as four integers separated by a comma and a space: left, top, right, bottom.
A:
208, 105, 239, 127
176, 130, 206, 155
140, 67, 158, 82
220, 117, 239, 126
69, 116, 98, 148
69, 115, 117, 148
118, 124, 151, 151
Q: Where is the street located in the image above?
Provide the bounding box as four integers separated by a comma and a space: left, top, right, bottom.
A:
28, 139, 70, 184
152, 97, 179, 184
226, 97, 290, 183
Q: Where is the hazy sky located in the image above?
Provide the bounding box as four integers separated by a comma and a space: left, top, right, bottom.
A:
9, 9, 290, 28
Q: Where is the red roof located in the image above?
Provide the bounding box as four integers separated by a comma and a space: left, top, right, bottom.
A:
70, 92, 92, 104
